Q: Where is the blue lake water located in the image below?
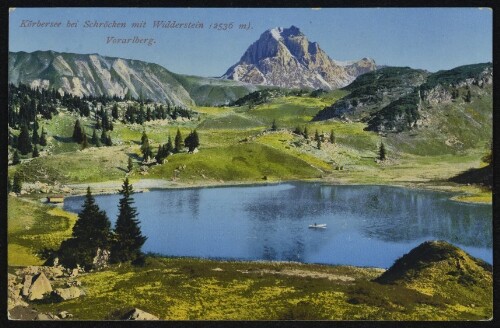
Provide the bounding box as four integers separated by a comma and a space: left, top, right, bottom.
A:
63, 182, 492, 268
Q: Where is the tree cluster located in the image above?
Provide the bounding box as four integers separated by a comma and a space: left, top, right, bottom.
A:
73, 119, 112, 148
155, 136, 173, 164
58, 179, 147, 269
123, 102, 193, 124
184, 130, 200, 152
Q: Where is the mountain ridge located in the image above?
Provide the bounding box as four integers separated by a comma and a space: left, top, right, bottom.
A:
8, 50, 267, 107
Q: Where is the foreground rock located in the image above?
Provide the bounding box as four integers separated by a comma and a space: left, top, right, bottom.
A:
53, 286, 85, 301
27, 272, 53, 301
121, 308, 159, 320
16, 265, 65, 281
35, 313, 60, 320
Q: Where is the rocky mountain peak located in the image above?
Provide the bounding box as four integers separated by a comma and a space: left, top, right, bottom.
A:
222, 26, 376, 90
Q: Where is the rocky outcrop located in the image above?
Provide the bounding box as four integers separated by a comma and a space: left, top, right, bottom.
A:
222, 26, 376, 90
121, 308, 160, 320
27, 272, 53, 301
92, 247, 111, 270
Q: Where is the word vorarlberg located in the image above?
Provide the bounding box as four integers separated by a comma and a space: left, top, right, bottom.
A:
106, 36, 156, 46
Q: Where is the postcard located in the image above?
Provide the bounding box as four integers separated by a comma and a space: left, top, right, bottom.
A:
6, 6, 493, 321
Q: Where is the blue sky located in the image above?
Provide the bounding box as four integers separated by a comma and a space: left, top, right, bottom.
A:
9, 8, 492, 76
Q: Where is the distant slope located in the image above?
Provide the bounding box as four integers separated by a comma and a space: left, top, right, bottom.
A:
171, 74, 268, 106
8, 50, 264, 107
312, 63, 492, 154
313, 67, 428, 121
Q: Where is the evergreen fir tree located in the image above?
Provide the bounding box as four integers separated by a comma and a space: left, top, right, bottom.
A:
166, 135, 173, 154
314, 130, 320, 141
12, 172, 23, 194
32, 124, 39, 145
141, 130, 149, 146
91, 129, 99, 145
184, 130, 200, 152
81, 131, 89, 149
100, 130, 108, 145
39, 128, 47, 146
155, 145, 164, 163
58, 187, 112, 269
330, 129, 336, 144
18, 123, 33, 155
106, 134, 113, 146
293, 126, 302, 135
112, 103, 119, 120
379, 142, 387, 161
174, 129, 183, 153
111, 178, 147, 263
32, 145, 40, 158
72, 119, 83, 143
271, 119, 277, 131
127, 157, 134, 173
303, 126, 309, 139
13, 150, 21, 165
317, 138, 321, 150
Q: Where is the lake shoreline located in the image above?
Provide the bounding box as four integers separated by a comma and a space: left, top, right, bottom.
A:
61, 176, 491, 204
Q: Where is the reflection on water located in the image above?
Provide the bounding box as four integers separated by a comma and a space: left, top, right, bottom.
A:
64, 183, 492, 268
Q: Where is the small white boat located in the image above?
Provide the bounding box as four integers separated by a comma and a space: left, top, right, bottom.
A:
308, 223, 327, 229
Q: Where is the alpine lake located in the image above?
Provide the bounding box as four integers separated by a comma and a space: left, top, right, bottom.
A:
63, 182, 492, 269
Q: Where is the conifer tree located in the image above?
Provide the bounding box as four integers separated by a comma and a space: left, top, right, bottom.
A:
379, 142, 387, 161
166, 135, 173, 154
184, 130, 200, 152
293, 126, 302, 135
72, 119, 83, 143
112, 103, 119, 120
271, 119, 277, 131
81, 131, 89, 149
317, 138, 321, 150
141, 131, 149, 147
58, 187, 112, 269
100, 130, 107, 145
13, 150, 21, 165
330, 129, 336, 144
174, 129, 183, 153
155, 145, 165, 164
91, 129, 99, 145
32, 124, 39, 145
111, 178, 147, 263
32, 145, 40, 158
303, 126, 309, 139
12, 172, 23, 194
106, 134, 113, 146
39, 128, 47, 146
17, 123, 33, 155
127, 157, 134, 173
314, 130, 320, 142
